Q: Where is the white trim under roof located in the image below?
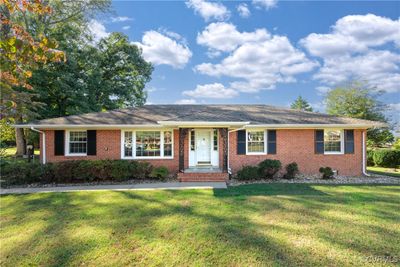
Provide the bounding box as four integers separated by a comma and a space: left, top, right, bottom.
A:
13, 124, 166, 129
13, 122, 385, 129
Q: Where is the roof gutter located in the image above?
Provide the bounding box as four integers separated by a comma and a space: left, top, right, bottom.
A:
13, 124, 165, 129
245, 124, 386, 129
30, 127, 46, 164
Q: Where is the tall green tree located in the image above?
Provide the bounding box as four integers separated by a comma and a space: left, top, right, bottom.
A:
290, 96, 313, 112
31, 32, 153, 118
325, 82, 394, 148
1, 0, 110, 155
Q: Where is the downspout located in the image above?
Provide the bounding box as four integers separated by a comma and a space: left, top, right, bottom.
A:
30, 127, 46, 164
362, 130, 370, 176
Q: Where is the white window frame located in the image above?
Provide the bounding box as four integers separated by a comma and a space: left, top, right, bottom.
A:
121, 129, 174, 159
246, 129, 267, 155
65, 130, 87, 156
323, 129, 344, 155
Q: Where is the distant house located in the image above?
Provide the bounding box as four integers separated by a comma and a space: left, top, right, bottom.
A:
15, 105, 384, 181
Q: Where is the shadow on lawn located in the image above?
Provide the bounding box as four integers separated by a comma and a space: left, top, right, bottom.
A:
2, 184, 399, 266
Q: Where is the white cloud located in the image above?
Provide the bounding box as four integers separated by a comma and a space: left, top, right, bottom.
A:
186, 0, 230, 21
195, 34, 318, 92
237, 3, 251, 18
175, 99, 198, 104
122, 25, 131, 30
183, 83, 239, 99
88, 19, 110, 43
133, 31, 192, 69
301, 14, 400, 57
300, 14, 400, 93
197, 22, 270, 54
315, 86, 331, 95
111, 16, 133, 22
314, 50, 400, 93
389, 103, 400, 111
252, 0, 278, 10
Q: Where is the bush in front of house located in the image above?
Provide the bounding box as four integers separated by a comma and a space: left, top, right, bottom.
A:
0, 160, 157, 187
283, 162, 299, 179
371, 149, 400, 168
319, 167, 334, 179
258, 159, 282, 179
150, 166, 169, 180
236, 166, 261, 180
367, 150, 375, 166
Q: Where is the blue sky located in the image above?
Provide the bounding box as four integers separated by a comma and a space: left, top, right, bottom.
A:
90, 0, 399, 126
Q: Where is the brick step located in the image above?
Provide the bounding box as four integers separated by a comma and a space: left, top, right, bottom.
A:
178, 172, 229, 182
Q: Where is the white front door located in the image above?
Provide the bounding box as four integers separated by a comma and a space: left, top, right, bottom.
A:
196, 130, 211, 163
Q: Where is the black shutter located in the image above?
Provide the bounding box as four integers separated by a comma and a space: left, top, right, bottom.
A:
344, 130, 354, 154
237, 130, 246, 155
54, 130, 65, 156
315, 130, 324, 154
87, 130, 97, 155
267, 130, 277, 154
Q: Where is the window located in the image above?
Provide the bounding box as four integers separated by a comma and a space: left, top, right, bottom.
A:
122, 130, 173, 158
136, 131, 161, 157
324, 130, 343, 153
124, 131, 133, 157
247, 131, 265, 153
164, 131, 172, 157
213, 129, 218, 151
68, 131, 87, 154
190, 130, 195, 151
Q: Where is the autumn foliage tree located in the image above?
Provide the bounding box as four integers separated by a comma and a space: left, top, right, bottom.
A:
1, 0, 65, 155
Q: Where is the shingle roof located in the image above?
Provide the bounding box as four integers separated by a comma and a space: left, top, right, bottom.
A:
21, 105, 385, 127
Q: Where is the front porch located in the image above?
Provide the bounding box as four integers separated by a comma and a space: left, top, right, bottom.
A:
178, 128, 229, 182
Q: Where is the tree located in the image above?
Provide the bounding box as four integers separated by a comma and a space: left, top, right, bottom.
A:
1, 0, 65, 155
290, 96, 313, 112
30, 32, 153, 118
325, 82, 394, 148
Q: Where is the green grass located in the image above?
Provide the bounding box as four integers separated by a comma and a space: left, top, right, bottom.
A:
3, 147, 40, 156
1, 184, 399, 266
367, 166, 400, 177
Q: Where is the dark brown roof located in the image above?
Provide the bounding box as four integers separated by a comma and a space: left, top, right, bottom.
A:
21, 105, 385, 127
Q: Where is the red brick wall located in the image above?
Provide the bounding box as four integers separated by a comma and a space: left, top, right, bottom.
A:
42, 129, 180, 173
40, 128, 365, 176
228, 129, 365, 176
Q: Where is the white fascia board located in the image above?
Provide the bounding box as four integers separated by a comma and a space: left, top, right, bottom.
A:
13, 124, 164, 129
245, 124, 384, 129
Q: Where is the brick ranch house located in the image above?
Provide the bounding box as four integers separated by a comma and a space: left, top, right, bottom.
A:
15, 105, 384, 182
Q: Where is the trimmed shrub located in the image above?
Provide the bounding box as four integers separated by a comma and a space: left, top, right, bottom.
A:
319, 167, 334, 179
236, 166, 261, 180
258, 159, 281, 179
367, 150, 375, 166
150, 166, 169, 180
1, 160, 156, 187
283, 162, 299, 179
372, 149, 400, 168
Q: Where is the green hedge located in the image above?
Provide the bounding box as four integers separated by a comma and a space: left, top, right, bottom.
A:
236, 159, 282, 180
0, 160, 159, 187
368, 149, 400, 168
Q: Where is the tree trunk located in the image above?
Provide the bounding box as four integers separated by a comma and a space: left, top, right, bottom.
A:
15, 116, 26, 156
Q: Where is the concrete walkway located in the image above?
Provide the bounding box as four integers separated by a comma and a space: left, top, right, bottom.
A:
0, 182, 227, 195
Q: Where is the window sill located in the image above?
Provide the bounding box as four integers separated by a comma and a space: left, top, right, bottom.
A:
65, 153, 87, 157
122, 157, 174, 160
323, 152, 344, 155
246, 152, 267, 155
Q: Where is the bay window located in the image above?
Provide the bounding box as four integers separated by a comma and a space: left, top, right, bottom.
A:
122, 130, 173, 158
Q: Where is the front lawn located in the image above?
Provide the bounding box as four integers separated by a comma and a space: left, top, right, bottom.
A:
367, 166, 400, 177
1, 184, 399, 266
